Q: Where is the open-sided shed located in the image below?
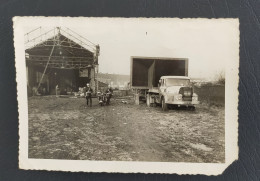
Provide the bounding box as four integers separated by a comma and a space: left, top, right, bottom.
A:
25, 27, 100, 95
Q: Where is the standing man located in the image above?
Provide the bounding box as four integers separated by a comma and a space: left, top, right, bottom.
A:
55, 84, 59, 97
105, 85, 113, 105
85, 83, 93, 107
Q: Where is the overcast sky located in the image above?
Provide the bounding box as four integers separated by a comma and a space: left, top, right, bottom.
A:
23, 18, 239, 81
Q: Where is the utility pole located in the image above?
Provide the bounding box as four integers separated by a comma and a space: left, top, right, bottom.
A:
95, 45, 100, 94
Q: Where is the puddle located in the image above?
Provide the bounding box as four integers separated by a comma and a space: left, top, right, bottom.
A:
189, 143, 213, 152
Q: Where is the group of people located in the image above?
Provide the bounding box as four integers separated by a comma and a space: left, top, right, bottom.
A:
84, 83, 113, 107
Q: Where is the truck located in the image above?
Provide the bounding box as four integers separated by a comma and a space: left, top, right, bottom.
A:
130, 56, 199, 111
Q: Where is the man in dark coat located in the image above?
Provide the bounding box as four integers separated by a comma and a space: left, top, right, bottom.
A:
85, 83, 93, 107
105, 85, 113, 105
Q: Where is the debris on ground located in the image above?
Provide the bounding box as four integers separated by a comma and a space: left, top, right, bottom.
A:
28, 96, 224, 163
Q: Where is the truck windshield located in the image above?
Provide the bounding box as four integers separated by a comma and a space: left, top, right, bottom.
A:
166, 78, 190, 86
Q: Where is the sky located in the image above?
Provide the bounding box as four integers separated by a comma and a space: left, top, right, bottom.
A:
23, 18, 239, 81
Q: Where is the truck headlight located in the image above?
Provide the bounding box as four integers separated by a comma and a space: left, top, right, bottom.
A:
175, 94, 183, 100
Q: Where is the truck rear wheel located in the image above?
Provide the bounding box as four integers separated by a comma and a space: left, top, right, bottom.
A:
162, 97, 168, 111
146, 94, 151, 107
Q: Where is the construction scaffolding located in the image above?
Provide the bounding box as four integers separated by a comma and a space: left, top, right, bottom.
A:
25, 27, 100, 95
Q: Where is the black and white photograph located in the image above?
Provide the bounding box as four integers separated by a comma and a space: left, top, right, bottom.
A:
14, 17, 239, 174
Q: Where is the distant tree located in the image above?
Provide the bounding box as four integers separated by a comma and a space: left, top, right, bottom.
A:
215, 70, 225, 85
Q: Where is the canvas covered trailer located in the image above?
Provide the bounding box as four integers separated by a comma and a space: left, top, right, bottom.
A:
131, 57, 188, 89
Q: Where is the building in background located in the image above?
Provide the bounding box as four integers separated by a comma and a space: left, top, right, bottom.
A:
97, 73, 130, 90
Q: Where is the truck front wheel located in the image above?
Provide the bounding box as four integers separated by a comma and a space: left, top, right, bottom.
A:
189, 106, 195, 111
161, 97, 168, 111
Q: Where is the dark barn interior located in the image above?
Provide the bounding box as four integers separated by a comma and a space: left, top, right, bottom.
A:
25, 27, 99, 95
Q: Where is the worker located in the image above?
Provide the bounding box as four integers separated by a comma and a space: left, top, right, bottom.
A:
85, 83, 93, 107
55, 84, 59, 97
105, 85, 113, 105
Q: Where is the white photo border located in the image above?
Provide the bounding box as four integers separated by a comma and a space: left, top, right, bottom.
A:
14, 17, 239, 175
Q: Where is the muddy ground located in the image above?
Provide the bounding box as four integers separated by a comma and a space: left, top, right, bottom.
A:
28, 96, 225, 163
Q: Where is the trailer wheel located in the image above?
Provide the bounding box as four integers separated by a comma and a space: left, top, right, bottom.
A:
146, 94, 151, 107
161, 97, 168, 111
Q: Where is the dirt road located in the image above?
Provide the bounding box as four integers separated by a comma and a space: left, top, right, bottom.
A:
28, 96, 225, 163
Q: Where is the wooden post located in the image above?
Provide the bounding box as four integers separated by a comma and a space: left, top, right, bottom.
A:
96, 65, 99, 94
135, 89, 140, 105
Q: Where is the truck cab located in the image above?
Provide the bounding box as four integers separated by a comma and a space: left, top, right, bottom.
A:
159, 76, 199, 110
147, 76, 199, 111
131, 56, 199, 110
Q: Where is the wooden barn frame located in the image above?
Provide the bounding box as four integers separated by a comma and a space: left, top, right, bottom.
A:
25, 27, 100, 95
